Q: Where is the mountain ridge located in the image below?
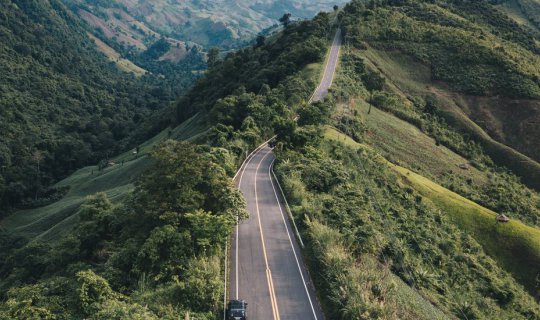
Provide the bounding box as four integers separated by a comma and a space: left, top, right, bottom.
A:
0, 0, 539, 318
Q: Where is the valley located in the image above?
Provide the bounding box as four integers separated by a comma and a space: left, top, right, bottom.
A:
1, 0, 540, 319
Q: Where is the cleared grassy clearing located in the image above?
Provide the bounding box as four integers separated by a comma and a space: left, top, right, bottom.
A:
355, 100, 487, 185
392, 165, 540, 297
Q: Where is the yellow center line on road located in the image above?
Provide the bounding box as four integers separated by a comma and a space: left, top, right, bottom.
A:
254, 147, 280, 320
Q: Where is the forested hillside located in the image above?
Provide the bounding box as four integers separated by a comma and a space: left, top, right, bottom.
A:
339, 0, 540, 190
0, 0, 199, 214
270, 0, 540, 318
494, 0, 540, 32
0, 13, 332, 318
1, 0, 540, 319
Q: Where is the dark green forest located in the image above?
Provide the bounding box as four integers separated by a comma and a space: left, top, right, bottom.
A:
0, 0, 202, 214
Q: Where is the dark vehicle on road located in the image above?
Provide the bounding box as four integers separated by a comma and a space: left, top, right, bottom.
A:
226, 299, 248, 320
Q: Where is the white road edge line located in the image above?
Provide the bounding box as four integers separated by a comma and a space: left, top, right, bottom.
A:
233, 136, 276, 181
227, 27, 341, 317
328, 29, 341, 90
268, 157, 319, 320
223, 239, 227, 320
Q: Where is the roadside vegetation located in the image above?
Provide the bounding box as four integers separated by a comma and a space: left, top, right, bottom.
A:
2, 0, 540, 318
271, 0, 540, 318
275, 126, 540, 319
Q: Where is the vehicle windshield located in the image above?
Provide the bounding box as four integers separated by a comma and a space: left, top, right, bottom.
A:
228, 300, 246, 315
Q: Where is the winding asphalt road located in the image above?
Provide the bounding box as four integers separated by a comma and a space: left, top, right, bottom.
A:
229, 29, 341, 320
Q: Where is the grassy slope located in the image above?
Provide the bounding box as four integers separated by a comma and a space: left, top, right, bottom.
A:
355, 100, 488, 185
392, 164, 540, 297
0, 113, 207, 242
87, 33, 147, 76
307, 219, 452, 319
357, 47, 540, 191
323, 127, 540, 297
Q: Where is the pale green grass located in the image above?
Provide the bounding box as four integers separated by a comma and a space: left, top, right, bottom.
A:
388, 262, 452, 320
356, 46, 540, 190
360, 47, 431, 95
88, 33, 147, 77
1, 113, 208, 242
356, 100, 487, 185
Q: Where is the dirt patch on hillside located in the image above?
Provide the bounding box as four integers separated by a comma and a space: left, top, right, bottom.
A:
78, 9, 146, 50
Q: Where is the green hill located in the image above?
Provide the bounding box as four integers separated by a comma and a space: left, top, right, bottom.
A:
339, 0, 540, 192
1, 0, 540, 319
0, 0, 200, 214
63, 0, 348, 49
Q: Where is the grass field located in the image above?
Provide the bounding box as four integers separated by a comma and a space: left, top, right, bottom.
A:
356, 100, 488, 185
392, 165, 540, 297
0, 113, 208, 242
307, 220, 451, 319
323, 126, 540, 297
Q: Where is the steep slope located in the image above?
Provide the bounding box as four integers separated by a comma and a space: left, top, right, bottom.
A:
0, 0, 195, 214
1, 1, 539, 319
339, 0, 540, 191
495, 0, 540, 32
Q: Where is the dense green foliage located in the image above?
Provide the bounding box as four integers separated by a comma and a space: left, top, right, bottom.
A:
497, 0, 540, 29
338, 50, 540, 228
0, 0, 193, 213
92, 29, 206, 102
0, 141, 245, 318
340, 0, 540, 98
177, 14, 330, 123
2, 0, 540, 318
333, 0, 540, 229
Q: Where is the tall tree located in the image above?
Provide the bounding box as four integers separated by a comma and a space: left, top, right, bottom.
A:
207, 47, 220, 68
279, 13, 292, 27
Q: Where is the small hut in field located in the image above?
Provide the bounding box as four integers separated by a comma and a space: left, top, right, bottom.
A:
496, 214, 510, 223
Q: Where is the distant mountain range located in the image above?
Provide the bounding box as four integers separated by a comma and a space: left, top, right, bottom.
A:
63, 0, 347, 50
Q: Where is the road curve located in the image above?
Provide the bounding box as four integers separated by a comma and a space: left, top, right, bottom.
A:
229, 29, 341, 320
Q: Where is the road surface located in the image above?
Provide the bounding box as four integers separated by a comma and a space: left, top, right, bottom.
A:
310, 28, 342, 103
229, 29, 341, 320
